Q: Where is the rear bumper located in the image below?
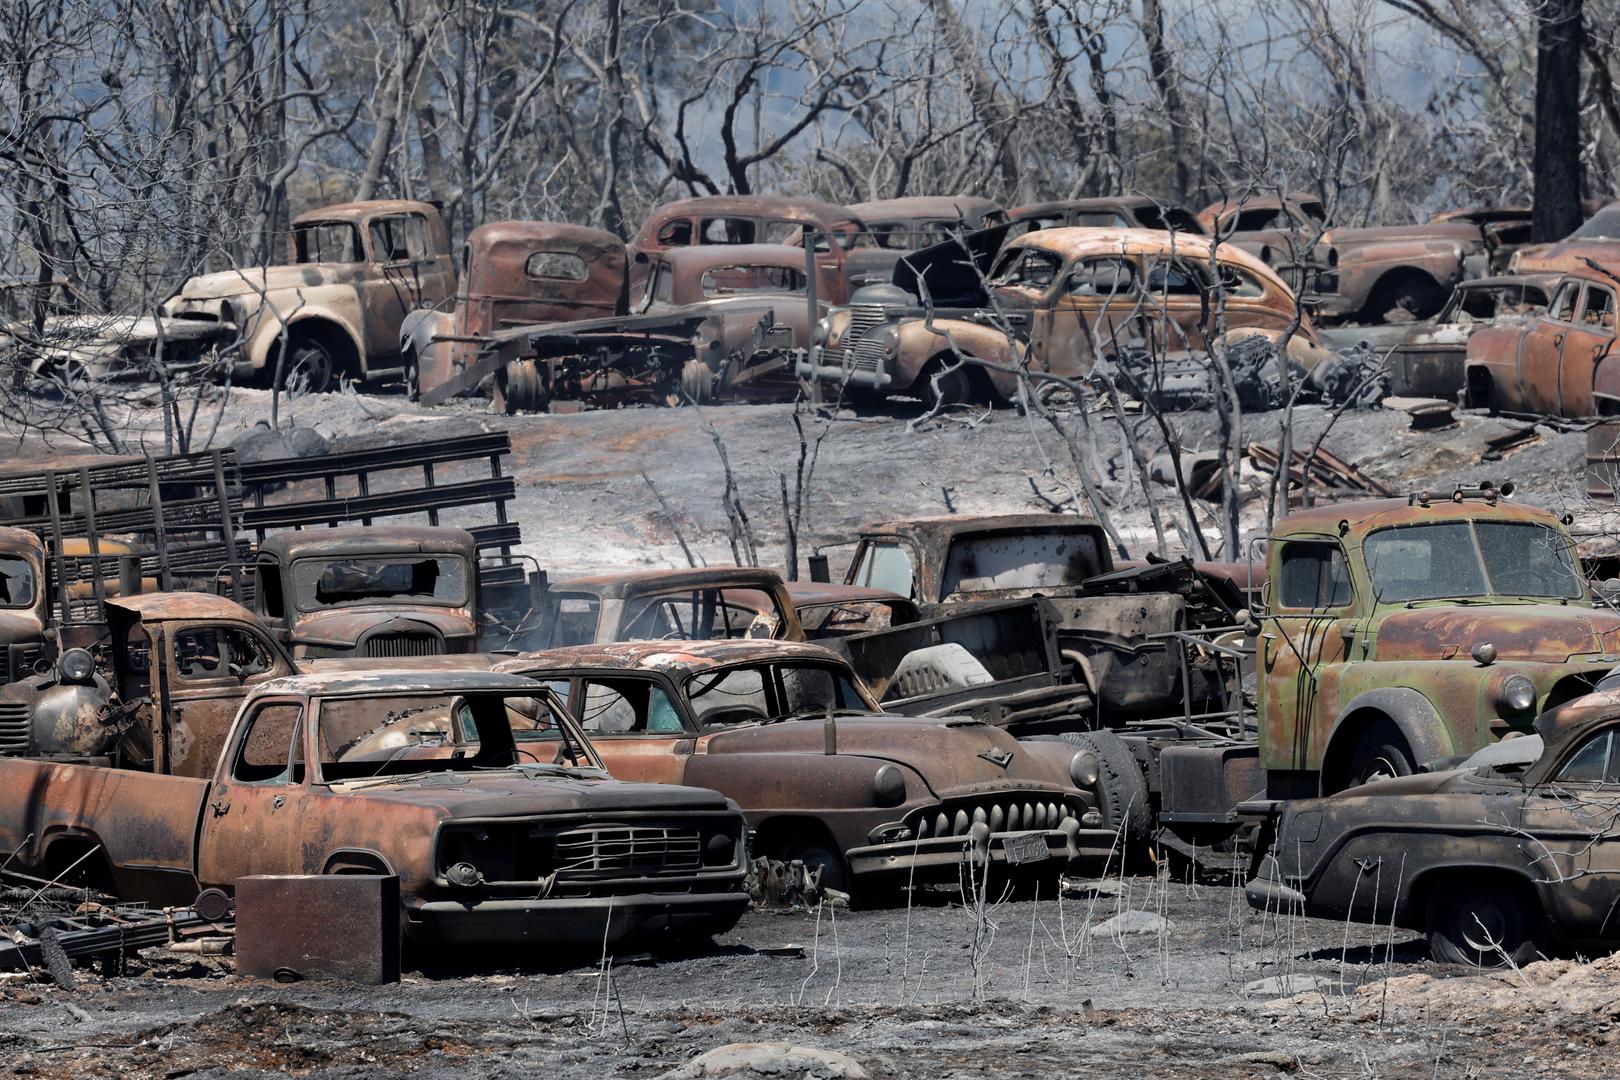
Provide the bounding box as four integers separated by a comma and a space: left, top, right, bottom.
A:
404, 890, 751, 946
846, 825, 1117, 881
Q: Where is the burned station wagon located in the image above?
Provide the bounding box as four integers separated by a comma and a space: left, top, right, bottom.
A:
1246, 680, 1620, 967
497, 640, 1117, 896
0, 668, 751, 948
802, 227, 1316, 409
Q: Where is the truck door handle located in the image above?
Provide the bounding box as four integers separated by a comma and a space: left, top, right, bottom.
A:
1554, 334, 1564, 346
210, 798, 230, 818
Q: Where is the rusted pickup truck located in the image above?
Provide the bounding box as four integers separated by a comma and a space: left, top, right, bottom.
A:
498, 640, 1117, 895
162, 199, 456, 391
801, 226, 1319, 409
0, 666, 750, 947
251, 526, 480, 659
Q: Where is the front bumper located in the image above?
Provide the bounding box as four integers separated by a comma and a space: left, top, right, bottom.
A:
404, 890, 751, 946
794, 346, 892, 390
846, 824, 1117, 881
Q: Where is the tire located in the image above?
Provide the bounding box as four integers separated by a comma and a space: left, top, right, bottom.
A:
1045, 729, 1151, 869
679, 358, 713, 405
401, 348, 421, 402
917, 359, 971, 412
1336, 718, 1415, 791
502, 359, 545, 413
1425, 876, 1545, 968
280, 340, 336, 394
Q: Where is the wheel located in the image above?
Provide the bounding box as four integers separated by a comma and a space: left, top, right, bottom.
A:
1045, 730, 1151, 869
679, 359, 713, 405
280, 340, 336, 394
402, 348, 421, 402
917, 359, 971, 412
1337, 719, 1415, 791
502, 359, 545, 413
1425, 876, 1544, 967
784, 841, 849, 896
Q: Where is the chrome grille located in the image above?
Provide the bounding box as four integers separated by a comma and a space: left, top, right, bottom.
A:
554, 824, 702, 879
0, 703, 31, 754
844, 303, 888, 341
362, 633, 441, 658
910, 795, 1078, 839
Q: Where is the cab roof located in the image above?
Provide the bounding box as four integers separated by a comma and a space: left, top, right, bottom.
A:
1273, 493, 1557, 541
290, 199, 439, 225
257, 525, 477, 561
556, 565, 787, 599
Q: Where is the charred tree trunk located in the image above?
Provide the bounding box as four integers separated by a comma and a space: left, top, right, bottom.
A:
926, 0, 1020, 193
1533, 0, 1584, 243
1139, 0, 1188, 200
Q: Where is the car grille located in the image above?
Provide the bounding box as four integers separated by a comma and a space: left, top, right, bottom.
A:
554, 824, 703, 879
362, 632, 441, 658
910, 794, 1079, 839
1313, 270, 1340, 294
0, 702, 31, 754
844, 303, 888, 341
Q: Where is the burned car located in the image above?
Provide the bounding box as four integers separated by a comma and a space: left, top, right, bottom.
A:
844, 196, 1006, 287
252, 526, 479, 659
538, 567, 805, 648
1463, 270, 1616, 416
801, 226, 1319, 409
0, 667, 751, 947
1007, 196, 1204, 235
162, 200, 456, 392
1319, 274, 1555, 398
1509, 200, 1620, 275
1245, 683, 1620, 967
628, 195, 865, 303
497, 639, 1118, 895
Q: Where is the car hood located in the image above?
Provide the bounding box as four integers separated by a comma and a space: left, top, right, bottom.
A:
1374, 603, 1620, 663
1322, 223, 1478, 247
172, 264, 346, 300
332, 769, 736, 817
700, 714, 1073, 796
292, 608, 476, 648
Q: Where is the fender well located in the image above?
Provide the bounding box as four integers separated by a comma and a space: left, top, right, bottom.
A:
1322, 687, 1454, 782
322, 848, 395, 876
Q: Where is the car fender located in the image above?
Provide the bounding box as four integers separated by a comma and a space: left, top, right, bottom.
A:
240, 288, 367, 372
1324, 686, 1455, 773
894, 318, 1018, 395
401, 307, 459, 397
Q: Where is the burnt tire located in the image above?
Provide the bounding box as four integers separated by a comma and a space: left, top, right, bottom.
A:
1425, 876, 1544, 968
784, 841, 849, 897
1337, 719, 1415, 792
1046, 730, 1151, 870
679, 358, 714, 405
281, 340, 336, 394
402, 348, 421, 402
917, 359, 971, 412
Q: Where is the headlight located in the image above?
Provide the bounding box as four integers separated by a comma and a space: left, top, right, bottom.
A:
812, 320, 828, 347
873, 764, 906, 807
57, 648, 95, 685
1069, 751, 1100, 789
1499, 674, 1536, 714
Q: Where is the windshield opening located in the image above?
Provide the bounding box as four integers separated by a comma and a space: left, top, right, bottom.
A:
292, 555, 469, 612
941, 529, 1106, 597
1364, 520, 1584, 602
0, 555, 36, 609
682, 662, 869, 727
618, 587, 784, 641
314, 689, 595, 782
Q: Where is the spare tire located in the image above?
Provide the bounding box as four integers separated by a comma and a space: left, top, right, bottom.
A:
1045, 729, 1152, 870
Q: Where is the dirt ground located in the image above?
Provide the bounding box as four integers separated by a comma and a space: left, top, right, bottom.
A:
0, 874, 1613, 1079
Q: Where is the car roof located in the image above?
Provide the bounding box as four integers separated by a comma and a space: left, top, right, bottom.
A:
555, 565, 787, 599
860, 512, 1103, 538
1005, 227, 1290, 290
290, 200, 438, 225
501, 638, 848, 676
107, 592, 262, 622
249, 668, 544, 698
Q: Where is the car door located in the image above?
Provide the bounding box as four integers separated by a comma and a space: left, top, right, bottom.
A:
362, 212, 435, 363
195, 697, 310, 886
164, 621, 295, 779
569, 674, 693, 785
1258, 539, 1356, 774
1518, 726, 1620, 940
1518, 280, 1581, 414
1141, 255, 1210, 354
1030, 256, 1139, 378
1559, 282, 1617, 417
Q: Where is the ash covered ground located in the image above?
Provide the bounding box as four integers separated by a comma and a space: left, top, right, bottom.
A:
0, 877, 1614, 1078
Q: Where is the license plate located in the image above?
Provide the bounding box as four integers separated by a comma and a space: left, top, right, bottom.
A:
1002, 832, 1051, 866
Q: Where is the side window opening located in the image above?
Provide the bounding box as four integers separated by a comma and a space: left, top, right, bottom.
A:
548, 595, 601, 647
700, 218, 755, 245
1556, 729, 1616, 784
369, 216, 416, 262
1552, 283, 1580, 323
579, 678, 684, 735
257, 562, 285, 620
656, 219, 693, 247
850, 541, 916, 598
173, 626, 275, 682
234, 703, 305, 784
1582, 287, 1616, 331
1277, 542, 1352, 610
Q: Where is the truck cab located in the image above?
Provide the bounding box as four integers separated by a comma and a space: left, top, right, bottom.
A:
252, 527, 479, 659
1258, 486, 1618, 796
0, 527, 47, 690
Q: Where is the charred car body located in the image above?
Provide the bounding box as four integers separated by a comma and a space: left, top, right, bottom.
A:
252, 526, 480, 659
1246, 682, 1620, 966
1463, 270, 1617, 417
162, 200, 456, 392
843, 196, 1006, 288
0, 666, 750, 947
1007, 196, 1204, 236
497, 639, 1118, 895
801, 226, 1319, 409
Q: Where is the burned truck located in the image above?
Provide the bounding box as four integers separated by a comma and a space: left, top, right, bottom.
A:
0, 665, 751, 948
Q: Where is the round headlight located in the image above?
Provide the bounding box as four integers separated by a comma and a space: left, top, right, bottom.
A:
812, 320, 829, 347
57, 647, 95, 685
1500, 674, 1536, 714
1069, 751, 1100, 789
873, 764, 906, 807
